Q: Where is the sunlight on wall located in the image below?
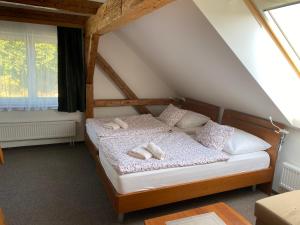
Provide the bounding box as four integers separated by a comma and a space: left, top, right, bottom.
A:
193, 0, 300, 128
253, 29, 300, 125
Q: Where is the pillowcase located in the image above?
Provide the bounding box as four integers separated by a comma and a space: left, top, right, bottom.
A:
176, 110, 210, 129
158, 104, 187, 127
223, 128, 271, 155
195, 120, 234, 151
172, 126, 199, 135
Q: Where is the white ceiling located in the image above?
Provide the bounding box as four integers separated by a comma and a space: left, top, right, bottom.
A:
111, 0, 288, 124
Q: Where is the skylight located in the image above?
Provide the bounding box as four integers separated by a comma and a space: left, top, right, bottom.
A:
264, 3, 300, 72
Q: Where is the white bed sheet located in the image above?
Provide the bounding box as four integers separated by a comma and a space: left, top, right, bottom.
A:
86, 122, 198, 149
99, 148, 270, 194
86, 114, 170, 139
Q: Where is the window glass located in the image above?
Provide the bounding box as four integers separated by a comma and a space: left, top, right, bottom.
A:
265, 3, 300, 71
0, 39, 28, 98
0, 22, 58, 110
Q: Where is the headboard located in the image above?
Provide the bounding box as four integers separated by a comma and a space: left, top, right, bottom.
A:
91, 97, 221, 122
181, 98, 220, 122
221, 109, 284, 170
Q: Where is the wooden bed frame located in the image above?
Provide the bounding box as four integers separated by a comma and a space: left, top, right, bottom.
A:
85, 98, 283, 219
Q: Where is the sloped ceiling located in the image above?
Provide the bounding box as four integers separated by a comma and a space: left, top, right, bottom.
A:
114, 0, 288, 124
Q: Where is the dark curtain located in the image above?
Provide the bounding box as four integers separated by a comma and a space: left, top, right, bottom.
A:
57, 27, 85, 112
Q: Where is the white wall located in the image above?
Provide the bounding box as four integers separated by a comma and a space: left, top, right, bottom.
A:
114, 0, 300, 192
93, 32, 176, 118
273, 127, 300, 192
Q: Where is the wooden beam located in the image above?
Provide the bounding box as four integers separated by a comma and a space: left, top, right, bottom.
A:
0, 208, 6, 225
0, 0, 102, 15
244, 0, 300, 76
85, 34, 100, 119
86, 0, 174, 35
94, 99, 175, 107
85, 34, 100, 84
96, 53, 150, 114
0, 6, 87, 28
86, 84, 94, 118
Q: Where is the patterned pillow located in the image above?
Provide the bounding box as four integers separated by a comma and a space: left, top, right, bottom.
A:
195, 120, 234, 151
158, 104, 187, 127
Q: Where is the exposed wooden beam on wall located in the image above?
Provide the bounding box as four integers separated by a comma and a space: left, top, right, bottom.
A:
86, 34, 100, 85
96, 53, 151, 114
86, 0, 174, 36
86, 84, 94, 119
94, 99, 175, 107
84, 0, 174, 117
0, 0, 102, 15
0, 6, 88, 28
85, 34, 100, 118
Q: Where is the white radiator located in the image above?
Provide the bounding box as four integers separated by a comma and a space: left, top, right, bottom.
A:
0, 121, 76, 143
280, 162, 300, 191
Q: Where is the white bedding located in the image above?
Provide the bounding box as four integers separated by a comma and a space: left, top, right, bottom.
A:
99, 150, 270, 194
86, 120, 198, 149
99, 131, 229, 174
86, 114, 170, 140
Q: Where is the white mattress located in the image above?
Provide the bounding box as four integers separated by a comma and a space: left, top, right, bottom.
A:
99, 149, 270, 194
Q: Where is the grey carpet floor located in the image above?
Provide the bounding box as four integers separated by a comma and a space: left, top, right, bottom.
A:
0, 143, 266, 225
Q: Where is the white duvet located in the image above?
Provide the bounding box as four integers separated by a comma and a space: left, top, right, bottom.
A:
99, 131, 229, 174
86, 114, 171, 139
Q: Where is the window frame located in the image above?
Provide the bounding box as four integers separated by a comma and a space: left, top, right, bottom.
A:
244, 0, 300, 77
264, 3, 300, 72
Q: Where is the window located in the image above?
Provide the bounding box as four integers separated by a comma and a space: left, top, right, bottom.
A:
264, 3, 300, 72
0, 21, 58, 111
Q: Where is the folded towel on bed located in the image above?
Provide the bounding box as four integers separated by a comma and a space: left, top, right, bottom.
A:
103, 122, 120, 130
146, 142, 165, 160
114, 118, 129, 129
127, 145, 152, 160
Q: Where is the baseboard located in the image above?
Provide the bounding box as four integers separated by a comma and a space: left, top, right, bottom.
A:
1, 138, 84, 148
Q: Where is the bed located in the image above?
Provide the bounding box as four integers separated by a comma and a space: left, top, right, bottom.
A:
85, 98, 283, 219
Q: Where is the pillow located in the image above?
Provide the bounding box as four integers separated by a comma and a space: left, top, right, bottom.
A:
223, 128, 271, 154
176, 110, 210, 128
158, 104, 186, 127
195, 120, 234, 151
172, 126, 199, 135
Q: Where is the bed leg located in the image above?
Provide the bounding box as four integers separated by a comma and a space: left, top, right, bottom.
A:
252, 185, 257, 192
118, 213, 125, 223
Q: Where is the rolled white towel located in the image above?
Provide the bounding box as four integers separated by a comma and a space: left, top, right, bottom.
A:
146, 142, 165, 160
127, 145, 152, 160
114, 118, 129, 129
103, 122, 120, 130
